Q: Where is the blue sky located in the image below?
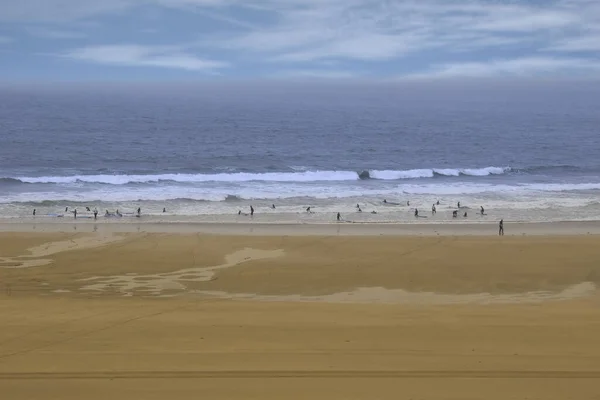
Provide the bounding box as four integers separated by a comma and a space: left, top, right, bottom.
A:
1, 0, 600, 81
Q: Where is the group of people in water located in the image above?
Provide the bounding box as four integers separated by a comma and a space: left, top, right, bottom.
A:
32, 206, 170, 219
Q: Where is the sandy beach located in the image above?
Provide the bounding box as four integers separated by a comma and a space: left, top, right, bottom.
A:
1, 224, 600, 399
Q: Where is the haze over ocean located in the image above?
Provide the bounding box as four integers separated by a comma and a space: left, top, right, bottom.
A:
1, 81, 599, 223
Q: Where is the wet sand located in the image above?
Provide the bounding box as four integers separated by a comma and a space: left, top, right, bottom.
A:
1, 231, 600, 399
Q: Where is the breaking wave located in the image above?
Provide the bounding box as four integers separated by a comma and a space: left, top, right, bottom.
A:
4, 166, 511, 185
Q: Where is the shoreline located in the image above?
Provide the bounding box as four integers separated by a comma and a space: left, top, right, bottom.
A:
1, 220, 600, 235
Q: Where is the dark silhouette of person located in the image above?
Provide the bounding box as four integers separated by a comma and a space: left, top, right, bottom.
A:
407, 201, 410, 206
65, 207, 69, 212
306, 207, 311, 213
383, 199, 387, 203
93, 208, 98, 220
464, 212, 468, 217
452, 210, 458, 218
73, 209, 77, 219
432, 204, 436, 214
436, 200, 440, 205
272, 204, 276, 209
250, 206, 254, 216
414, 208, 419, 217
163, 208, 167, 213
86, 206, 91, 212
337, 212, 341, 221
357, 207, 362, 212
457, 201, 461, 208
499, 219, 504, 236
238, 210, 242, 215
480, 206, 485, 215
33, 209, 36, 216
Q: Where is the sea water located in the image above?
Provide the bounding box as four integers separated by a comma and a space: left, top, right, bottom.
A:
1, 81, 599, 223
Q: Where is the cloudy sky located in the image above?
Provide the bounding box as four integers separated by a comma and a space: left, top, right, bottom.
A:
1, 0, 599, 81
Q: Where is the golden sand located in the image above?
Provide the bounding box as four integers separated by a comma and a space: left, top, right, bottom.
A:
1, 232, 600, 399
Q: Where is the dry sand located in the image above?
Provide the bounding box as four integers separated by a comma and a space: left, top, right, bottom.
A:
1, 229, 600, 399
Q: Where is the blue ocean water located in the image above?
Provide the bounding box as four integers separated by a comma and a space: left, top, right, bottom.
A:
0, 82, 599, 222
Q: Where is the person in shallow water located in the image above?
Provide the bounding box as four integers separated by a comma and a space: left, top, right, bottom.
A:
33, 209, 36, 216
480, 206, 485, 215
163, 208, 166, 213
337, 212, 341, 221
414, 208, 419, 217
250, 205, 254, 216
452, 210, 458, 218
432, 204, 436, 214
499, 219, 504, 236
93, 208, 98, 220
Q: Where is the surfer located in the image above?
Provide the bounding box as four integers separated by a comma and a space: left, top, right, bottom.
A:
432, 204, 436, 214
499, 219, 504, 236
337, 212, 341, 221
306, 206, 311, 213
250, 205, 254, 217
480, 206, 485, 215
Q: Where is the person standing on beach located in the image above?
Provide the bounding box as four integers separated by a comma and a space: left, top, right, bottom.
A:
499, 219, 504, 236
337, 212, 341, 221
432, 204, 436, 214
250, 205, 254, 217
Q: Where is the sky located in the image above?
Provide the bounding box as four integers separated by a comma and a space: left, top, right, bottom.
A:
1, 0, 600, 81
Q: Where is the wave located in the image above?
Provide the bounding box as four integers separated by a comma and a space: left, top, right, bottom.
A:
6, 166, 511, 185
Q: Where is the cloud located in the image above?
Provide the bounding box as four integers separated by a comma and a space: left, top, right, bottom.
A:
548, 35, 600, 52
403, 57, 600, 80
63, 44, 228, 71
26, 26, 85, 39
273, 69, 359, 79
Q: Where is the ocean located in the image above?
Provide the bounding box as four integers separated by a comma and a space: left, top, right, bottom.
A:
1, 81, 599, 223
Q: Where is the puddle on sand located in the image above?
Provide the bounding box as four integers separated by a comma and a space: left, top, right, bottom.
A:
0, 234, 126, 269
79, 248, 284, 296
